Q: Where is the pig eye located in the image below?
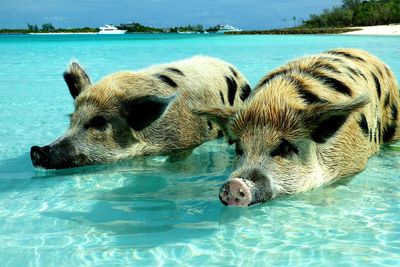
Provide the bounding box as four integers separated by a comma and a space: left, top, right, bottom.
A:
270, 139, 298, 158
85, 115, 107, 131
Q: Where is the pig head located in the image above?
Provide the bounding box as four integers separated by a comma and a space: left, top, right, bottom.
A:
195, 94, 369, 206
31, 62, 175, 169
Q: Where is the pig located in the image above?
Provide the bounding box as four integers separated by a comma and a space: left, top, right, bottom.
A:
30, 56, 251, 169
195, 48, 400, 206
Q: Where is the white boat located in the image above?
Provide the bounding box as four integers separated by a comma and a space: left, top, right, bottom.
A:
216, 24, 242, 34
177, 30, 195, 34
98, 25, 126, 34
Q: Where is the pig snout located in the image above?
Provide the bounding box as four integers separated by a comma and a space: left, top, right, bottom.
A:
219, 178, 253, 207
30, 145, 50, 168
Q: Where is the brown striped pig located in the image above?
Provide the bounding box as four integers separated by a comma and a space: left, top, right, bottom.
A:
30, 56, 251, 169
195, 48, 400, 206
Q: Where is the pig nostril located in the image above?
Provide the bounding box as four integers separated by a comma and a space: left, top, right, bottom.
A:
30, 145, 50, 167
235, 198, 239, 202
239, 191, 245, 197
31, 146, 42, 158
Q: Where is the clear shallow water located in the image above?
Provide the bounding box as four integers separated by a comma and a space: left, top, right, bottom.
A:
0, 34, 399, 266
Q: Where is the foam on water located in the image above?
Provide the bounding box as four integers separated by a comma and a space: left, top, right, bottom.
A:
0, 34, 399, 266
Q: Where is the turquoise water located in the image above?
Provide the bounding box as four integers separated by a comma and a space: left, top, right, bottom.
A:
0, 34, 399, 266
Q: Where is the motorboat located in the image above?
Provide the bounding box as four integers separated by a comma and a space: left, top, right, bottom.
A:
98, 25, 127, 34
216, 24, 242, 33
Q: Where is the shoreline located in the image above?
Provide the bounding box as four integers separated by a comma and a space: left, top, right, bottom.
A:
225, 24, 400, 36
225, 28, 358, 35
342, 24, 400, 35
1, 24, 399, 36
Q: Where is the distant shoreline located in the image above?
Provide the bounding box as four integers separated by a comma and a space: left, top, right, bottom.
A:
225, 24, 400, 36
0, 29, 355, 35
225, 28, 357, 35
1, 24, 399, 36
342, 25, 400, 36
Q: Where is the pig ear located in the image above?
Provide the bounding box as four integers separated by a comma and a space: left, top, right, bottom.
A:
192, 106, 237, 126
306, 94, 370, 143
192, 106, 238, 138
124, 94, 176, 131
63, 61, 91, 99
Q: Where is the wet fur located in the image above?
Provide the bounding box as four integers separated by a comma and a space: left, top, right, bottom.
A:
197, 48, 400, 202
34, 56, 250, 168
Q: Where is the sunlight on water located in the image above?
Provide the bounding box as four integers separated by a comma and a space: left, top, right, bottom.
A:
0, 34, 399, 266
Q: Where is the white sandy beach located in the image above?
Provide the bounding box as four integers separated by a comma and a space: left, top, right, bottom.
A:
343, 24, 400, 35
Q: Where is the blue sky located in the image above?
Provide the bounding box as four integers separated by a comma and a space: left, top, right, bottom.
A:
0, 0, 342, 30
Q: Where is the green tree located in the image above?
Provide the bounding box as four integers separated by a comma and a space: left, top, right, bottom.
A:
342, 0, 361, 9
41, 23, 55, 32
302, 0, 400, 28
118, 21, 162, 33
27, 23, 39, 32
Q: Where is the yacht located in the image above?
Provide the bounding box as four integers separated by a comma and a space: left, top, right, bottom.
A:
216, 24, 242, 34
98, 25, 127, 34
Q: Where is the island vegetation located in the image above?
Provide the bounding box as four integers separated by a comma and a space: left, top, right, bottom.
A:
227, 0, 400, 35
169, 24, 205, 33
303, 0, 400, 28
0, 23, 98, 34
117, 22, 162, 33
225, 28, 358, 35
0, 21, 223, 34
1, 0, 399, 35
119, 23, 211, 33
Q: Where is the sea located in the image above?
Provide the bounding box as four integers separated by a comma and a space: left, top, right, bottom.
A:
0, 33, 399, 266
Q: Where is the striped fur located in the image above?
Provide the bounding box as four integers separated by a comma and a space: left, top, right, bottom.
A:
32, 56, 250, 169
198, 48, 399, 205
250, 48, 399, 148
